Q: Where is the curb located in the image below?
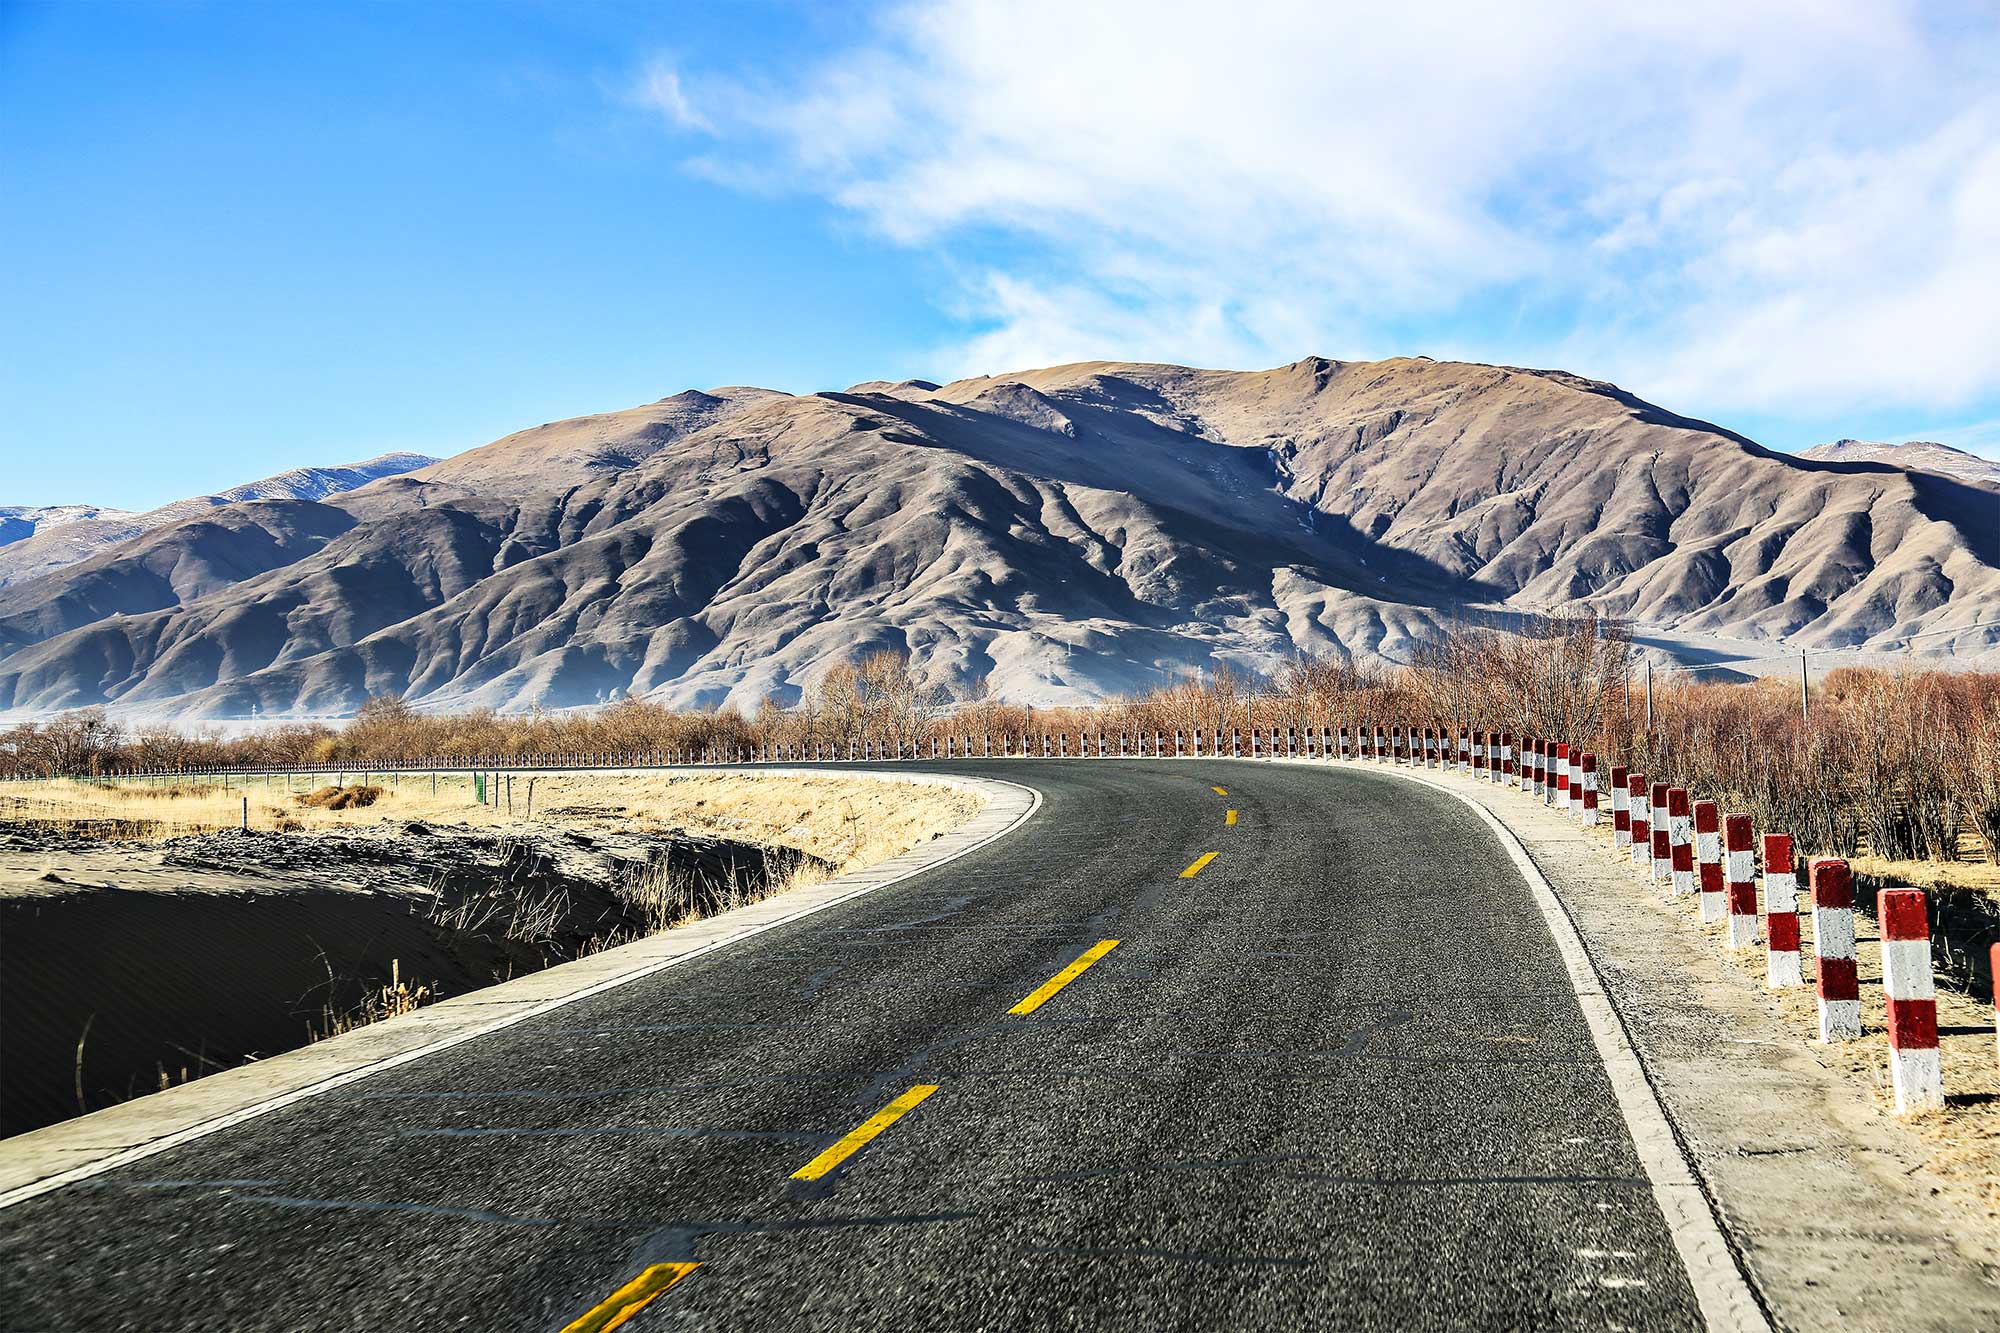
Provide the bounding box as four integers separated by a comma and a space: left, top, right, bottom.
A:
0, 768, 1039, 1209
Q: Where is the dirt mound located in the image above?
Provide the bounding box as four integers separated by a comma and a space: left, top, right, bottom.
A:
295, 784, 382, 809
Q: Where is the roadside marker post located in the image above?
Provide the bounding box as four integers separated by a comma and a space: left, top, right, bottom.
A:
1628, 773, 1650, 869
1554, 742, 1570, 809
1694, 800, 1724, 923
1668, 788, 1694, 896
1722, 814, 1759, 948
1580, 753, 1599, 827
1650, 782, 1672, 884
1610, 764, 1630, 847
1761, 837, 1802, 987
1878, 888, 1943, 1113
1812, 859, 1862, 1041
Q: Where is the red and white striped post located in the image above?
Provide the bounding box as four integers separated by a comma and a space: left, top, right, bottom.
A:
1580, 753, 1599, 826
1649, 782, 1672, 884
1610, 764, 1630, 848
1668, 788, 1694, 897
1694, 800, 1724, 923
1527, 739, 1542, 797
1762, 834, 1803, 987
1500, 732, 1515, 785
1628, 773, 1650, 869
1812, 858, 1861, 1041
1456, 726, 1469, 773
1724, 814, 1758, 949
1552, 743, 1568, 808
1878, 888, 1942, 1113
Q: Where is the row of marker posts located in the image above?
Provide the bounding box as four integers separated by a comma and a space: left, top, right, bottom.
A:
93, 731, 1999, 1095
1501, 735, 1951, 1116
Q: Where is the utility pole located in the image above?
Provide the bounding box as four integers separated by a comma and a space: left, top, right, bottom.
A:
1799, 650, 1810, 725
1644, 659, 1653, 732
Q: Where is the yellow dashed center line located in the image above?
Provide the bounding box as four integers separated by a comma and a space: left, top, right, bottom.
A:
560, 1262, 701, 1333
790, 1084, 938, 1181
1211, 786, 1228, 795
1224, 809, 1238, 825
1181, 852, 1218, 877
1008, 939, 1120, 1015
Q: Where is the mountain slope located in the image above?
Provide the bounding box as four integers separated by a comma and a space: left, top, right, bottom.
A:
1798, 438, 2000, 488
0, 358, 1993, 717
0, 505, 137, 549
0, 452, 438, 590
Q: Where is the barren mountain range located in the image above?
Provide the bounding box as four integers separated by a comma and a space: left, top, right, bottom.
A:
0, 452, 436, 591
0, 357, 1993, 718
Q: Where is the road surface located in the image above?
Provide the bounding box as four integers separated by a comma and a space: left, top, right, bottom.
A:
0, 761, 1716, 1330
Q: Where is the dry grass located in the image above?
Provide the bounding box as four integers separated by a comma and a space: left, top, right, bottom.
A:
309, 959, 433, 1042
1849, 854, 2000, 897
1, 772, 979, 874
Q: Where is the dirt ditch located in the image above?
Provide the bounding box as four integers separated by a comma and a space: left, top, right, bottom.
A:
0, 820, 825, 1136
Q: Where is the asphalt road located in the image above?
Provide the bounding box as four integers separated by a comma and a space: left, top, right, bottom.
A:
0, 761, 1707, 1331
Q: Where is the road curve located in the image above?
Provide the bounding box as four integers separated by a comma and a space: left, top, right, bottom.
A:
0, 761, 1717, 1330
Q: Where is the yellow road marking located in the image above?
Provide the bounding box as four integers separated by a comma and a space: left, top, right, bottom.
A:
1224, 809, 1238, 825
1008, 939, 1120, 1016
560, 1263, 700, 1333
1211, 786, 1228, 795
790, 1085, 938, 1180
1181, 852, 1218, 877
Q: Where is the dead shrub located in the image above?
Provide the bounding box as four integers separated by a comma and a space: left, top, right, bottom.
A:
295, 785, 384, 810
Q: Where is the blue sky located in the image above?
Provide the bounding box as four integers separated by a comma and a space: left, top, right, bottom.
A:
4, 0, 1998, 510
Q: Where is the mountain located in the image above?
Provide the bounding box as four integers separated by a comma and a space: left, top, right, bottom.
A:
0, 357, 1993, 718
0, 505, 137, 549
0, 453, 438, 591
1797, 438, 2000, 488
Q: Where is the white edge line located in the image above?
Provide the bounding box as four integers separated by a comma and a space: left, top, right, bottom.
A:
1331, 762, 1770, 1333
0, 768, 1041, 1211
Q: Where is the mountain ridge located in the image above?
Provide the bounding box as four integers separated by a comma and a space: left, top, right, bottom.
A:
0, 356, 1992, 718
0, 452, 440, 592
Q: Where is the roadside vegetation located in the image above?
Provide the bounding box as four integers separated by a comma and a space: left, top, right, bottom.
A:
2, 629, 1994, 878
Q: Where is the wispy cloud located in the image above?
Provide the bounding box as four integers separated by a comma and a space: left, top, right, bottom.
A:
639, 1, 2000, 425
632, 58, 709, 133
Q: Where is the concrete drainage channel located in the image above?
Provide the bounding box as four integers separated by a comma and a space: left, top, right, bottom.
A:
0, 769, 1038, 1208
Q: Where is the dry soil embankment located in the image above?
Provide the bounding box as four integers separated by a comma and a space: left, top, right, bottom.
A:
0, 774, 978, 1136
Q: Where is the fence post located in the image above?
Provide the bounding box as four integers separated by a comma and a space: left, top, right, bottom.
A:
1812, 859, 1861, 1041
1878, 888, 1942, 1113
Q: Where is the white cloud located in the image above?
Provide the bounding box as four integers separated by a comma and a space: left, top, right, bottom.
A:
633, 59, 709, 132
647, 1, 2000, 419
